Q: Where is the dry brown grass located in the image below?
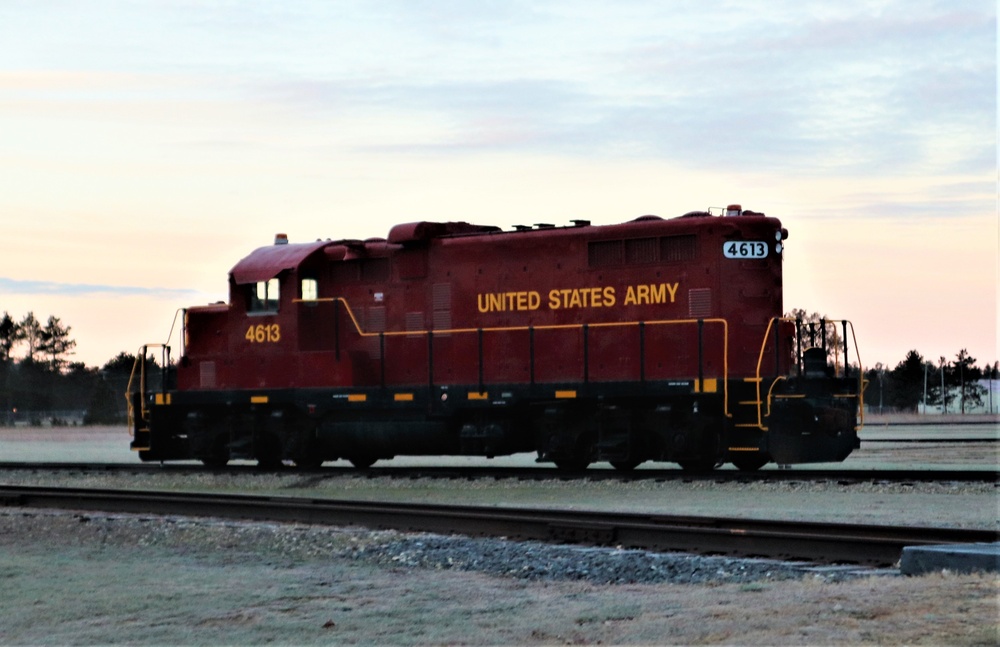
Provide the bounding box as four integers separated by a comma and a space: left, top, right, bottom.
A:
0, 510, 996, 645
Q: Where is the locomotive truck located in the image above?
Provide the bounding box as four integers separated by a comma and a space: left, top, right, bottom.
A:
128, 204, 865, 471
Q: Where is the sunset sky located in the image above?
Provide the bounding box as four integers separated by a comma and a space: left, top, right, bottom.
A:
1, 1, 996, 371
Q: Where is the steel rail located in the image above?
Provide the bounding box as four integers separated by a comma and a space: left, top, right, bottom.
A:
861, 438, 998, 443
0, 485, 995, 567
0, 463, 996, 483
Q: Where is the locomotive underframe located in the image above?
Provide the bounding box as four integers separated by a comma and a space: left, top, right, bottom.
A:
131, 372, 860, 471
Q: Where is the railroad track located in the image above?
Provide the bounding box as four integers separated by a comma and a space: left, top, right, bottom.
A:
0, 462, 996, 483
862, 438, 998, 443
0, 485, 995, 567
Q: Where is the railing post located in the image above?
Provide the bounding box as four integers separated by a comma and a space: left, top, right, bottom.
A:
478, 328, 484, 392
841, 320, 849, 378
139, 345, 151, 422
427, 331, 434, 390
163, 346, 171, 394
139, 345, 148, 417
379, 332, 385, 388
529, 326, 535, 386
697, 319, 704, 388
180, 308, 187, 358
583, 324, 590, 384
795, 318, 803, 375
773, 318, 781, 377
334, 299, 341, 361
639, 322, 646, 383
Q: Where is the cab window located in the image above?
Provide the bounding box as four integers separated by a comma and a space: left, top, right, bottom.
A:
249, 278, 280, 313
301, 277, 318, 301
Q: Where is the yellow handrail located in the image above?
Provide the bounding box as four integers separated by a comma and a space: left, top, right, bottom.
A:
752, 317, 866, 430
124, 343, 169, 437
296, 297, 733, 416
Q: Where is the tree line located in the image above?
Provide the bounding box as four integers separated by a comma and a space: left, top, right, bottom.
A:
0, 311, 147, 425
0, 309, 997, 426
865, 349, 998, 415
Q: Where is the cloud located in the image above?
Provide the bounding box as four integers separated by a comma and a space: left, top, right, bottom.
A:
0, 278, 200, 299
1, 0, 993, 212
225, 2, 994, 179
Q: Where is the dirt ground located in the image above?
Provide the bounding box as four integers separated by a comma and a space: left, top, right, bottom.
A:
0, 510, 997, 646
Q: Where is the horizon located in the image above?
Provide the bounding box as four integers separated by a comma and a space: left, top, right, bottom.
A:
1, 1, 995, 370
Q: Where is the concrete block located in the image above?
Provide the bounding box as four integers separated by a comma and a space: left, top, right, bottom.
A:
900, 543, 1000, 576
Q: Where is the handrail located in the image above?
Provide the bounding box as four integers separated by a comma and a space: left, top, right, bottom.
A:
753, 317, 866, 430
125, 346, 141, 435
124, 343, 171, 437
125, 344, 149, 435
296, 297, 732, 416
166, 308, 186, 358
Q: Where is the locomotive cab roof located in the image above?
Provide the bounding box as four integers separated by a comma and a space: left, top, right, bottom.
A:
230, 239, 332, 284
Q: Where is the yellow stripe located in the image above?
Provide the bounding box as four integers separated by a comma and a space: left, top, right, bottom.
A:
554, 390, 577, 399
394, 393, 414, 402
154, 393, 173, 405
250, 395, 268, 404
468, 391, 489, 400
728, 446, 760, 452
348, 394, 367, 403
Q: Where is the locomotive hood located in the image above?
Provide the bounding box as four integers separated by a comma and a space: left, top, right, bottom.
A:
229, 239, 331, 284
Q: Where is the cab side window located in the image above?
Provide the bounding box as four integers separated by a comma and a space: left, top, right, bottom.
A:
249, 278, 280, 313
301, 277, 318, 301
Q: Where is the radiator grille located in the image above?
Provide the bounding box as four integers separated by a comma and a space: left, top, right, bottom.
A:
688, 288, 712, 318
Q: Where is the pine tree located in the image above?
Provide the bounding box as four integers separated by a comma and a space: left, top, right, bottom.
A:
951, 349, 984, 414
40, 315, 76, 373
16, 312, 43, 363
0, 312, 17, 363
886, 350, 925, 412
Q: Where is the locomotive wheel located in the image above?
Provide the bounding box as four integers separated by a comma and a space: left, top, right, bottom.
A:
257, 456, 282, 469
254, 434, 283, 469
289, 430, 323, 469
349, 455, 377, 469
553, 457, 591, 471
676, 418, 722, 472
293, 456, 324, 469
677, 459, 718, 473
609, 459, 642, 471
732, 455, 769, 472
200, 437, 230, 467
201, 455, 229, 468
552, 438, 595, 471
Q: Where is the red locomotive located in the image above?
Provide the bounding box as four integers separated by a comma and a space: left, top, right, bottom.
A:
128, 204, 865, 470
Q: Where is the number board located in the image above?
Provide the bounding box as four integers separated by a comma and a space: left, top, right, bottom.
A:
246, 323, 281, 343
723, 241, 768, 259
